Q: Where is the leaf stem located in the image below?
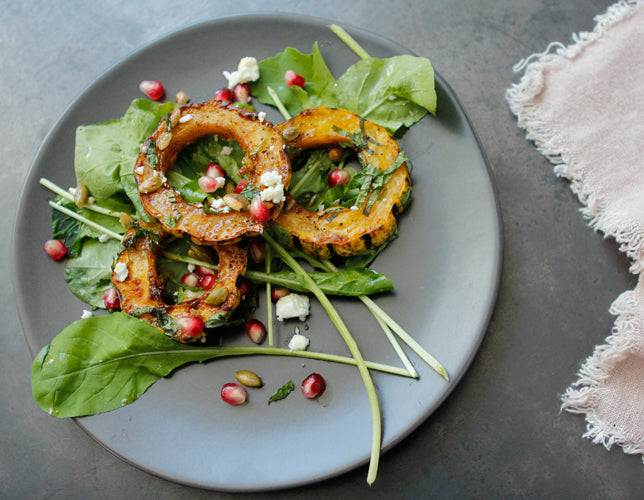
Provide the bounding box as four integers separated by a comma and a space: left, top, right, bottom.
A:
40, 178, 121, 218
265, 244, 274, 347
361, 296, 449, 381
329, 24, 371, 60
267, 86, 292, 120
262, 232, 381, 485
321, 259, 417, 379
48, 201, 123, 242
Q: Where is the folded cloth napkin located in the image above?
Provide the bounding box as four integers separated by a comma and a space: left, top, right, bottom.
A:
506, 0, 644, 459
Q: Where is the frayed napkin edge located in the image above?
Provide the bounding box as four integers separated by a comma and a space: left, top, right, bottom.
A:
506, 1, 644, 274
506, 0, 644, 462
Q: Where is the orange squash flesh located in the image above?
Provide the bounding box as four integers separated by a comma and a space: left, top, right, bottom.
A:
274, 107, 411, 259
112, 224, 247, 343
134, 100, 291, 244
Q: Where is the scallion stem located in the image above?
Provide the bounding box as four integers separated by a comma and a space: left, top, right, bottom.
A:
265, 244, 274, 347
329, 24, 371, 60
321, 259, 417, 379
267, 86, 292, 120
262, 232, 382, 485
40, 178, 121, 218
48, 201, 123, 242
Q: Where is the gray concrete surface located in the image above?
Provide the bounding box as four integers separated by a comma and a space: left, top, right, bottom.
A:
2, 0, 642, 498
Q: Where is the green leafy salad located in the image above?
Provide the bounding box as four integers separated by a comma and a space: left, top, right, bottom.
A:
32, 25, 444, 485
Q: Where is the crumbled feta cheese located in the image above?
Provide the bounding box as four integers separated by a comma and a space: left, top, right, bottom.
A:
276, 293, 310, 321
259, 170, 285, 203
179, 114, 193, 123
258, 111, 267, 122
113, 261, 129, 282
223, 57, 260, 89
81, 310, 93, 319
350, 205, 359, 211
215, 176, 226, 190
288, 332, 310, 351
260, 184, 285, 203
220, 146, 233, 156
210, 197, 231, 213
259, 170, 281, 187
134, 166, 144, 175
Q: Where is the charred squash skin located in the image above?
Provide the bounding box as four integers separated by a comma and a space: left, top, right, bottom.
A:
112, 223, 247, 343
134, 100, 291, 244
274, 107, 411, 259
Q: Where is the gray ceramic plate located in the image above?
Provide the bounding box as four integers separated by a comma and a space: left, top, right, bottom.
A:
13, 13, 502, 492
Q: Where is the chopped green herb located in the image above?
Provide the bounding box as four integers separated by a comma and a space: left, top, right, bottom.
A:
268, 380, 295, 404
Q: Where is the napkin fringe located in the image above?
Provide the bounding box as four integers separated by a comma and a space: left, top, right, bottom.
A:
505, 0, 644, 273
508, 0, 644, 462
561, 287, 644, 458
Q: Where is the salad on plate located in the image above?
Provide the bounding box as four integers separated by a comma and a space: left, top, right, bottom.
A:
31, 24, 444, 485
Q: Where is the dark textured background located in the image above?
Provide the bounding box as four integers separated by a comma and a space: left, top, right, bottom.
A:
2, 0, 641, 498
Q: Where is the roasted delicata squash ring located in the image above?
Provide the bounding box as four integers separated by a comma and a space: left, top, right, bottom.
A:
112, 223, 247, 343
274, 107, 411, 259
134, 99, 290, 244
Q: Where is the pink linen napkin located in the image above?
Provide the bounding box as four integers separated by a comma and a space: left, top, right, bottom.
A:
506, 1, 644, 459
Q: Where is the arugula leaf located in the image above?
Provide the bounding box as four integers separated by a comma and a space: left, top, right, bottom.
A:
250, 43, 335, 116
268, 380, 295, 405
64, 238, 120, 308
74, 99, 175, 217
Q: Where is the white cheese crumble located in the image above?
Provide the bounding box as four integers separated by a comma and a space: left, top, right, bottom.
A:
134, 166, 145, 175
220, 146, 233, 156
113, 261, 129, 282
259, 170, 286, 203
223, 57, 260, 89
276, 293, 310, 321
258, 111, 267, 123
81, 310, 93, 319
288, 332, 310, 352
210, 197, 231, 213
260, 184, 285, 203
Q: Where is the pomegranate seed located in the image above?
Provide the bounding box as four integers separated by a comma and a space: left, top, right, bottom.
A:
43, 239, 67, 260
245, 318, 267, 344
196, 265, 216, 276
199, 274, 216, 290
248, 238, 265, 263
139, 80, 164, 100
239, 278, 253, 299
198, 175, 222, 193
249, 196, 271, 223
103, 287, 120, 310
234, 179, 249, 194
181, 272, 200, 288
284, 70, 305, 87
328, 168, 350, 188
270, 285, 290, 303
232, 83, 251, 104
205, 162, 225, 179
176, 316, 205, 338
301, 373, 326, 399
221, 382, 247, 405
214, 87, 233, 102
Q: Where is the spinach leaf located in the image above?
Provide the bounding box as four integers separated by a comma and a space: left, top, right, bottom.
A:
31, 313, 239, 418
64, 238, 120, 308
250, 267, 394, 296
268, 380, 294, 405
74, 99, 175, 217
250, 43, 335, 116
325, 55, 436, 133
